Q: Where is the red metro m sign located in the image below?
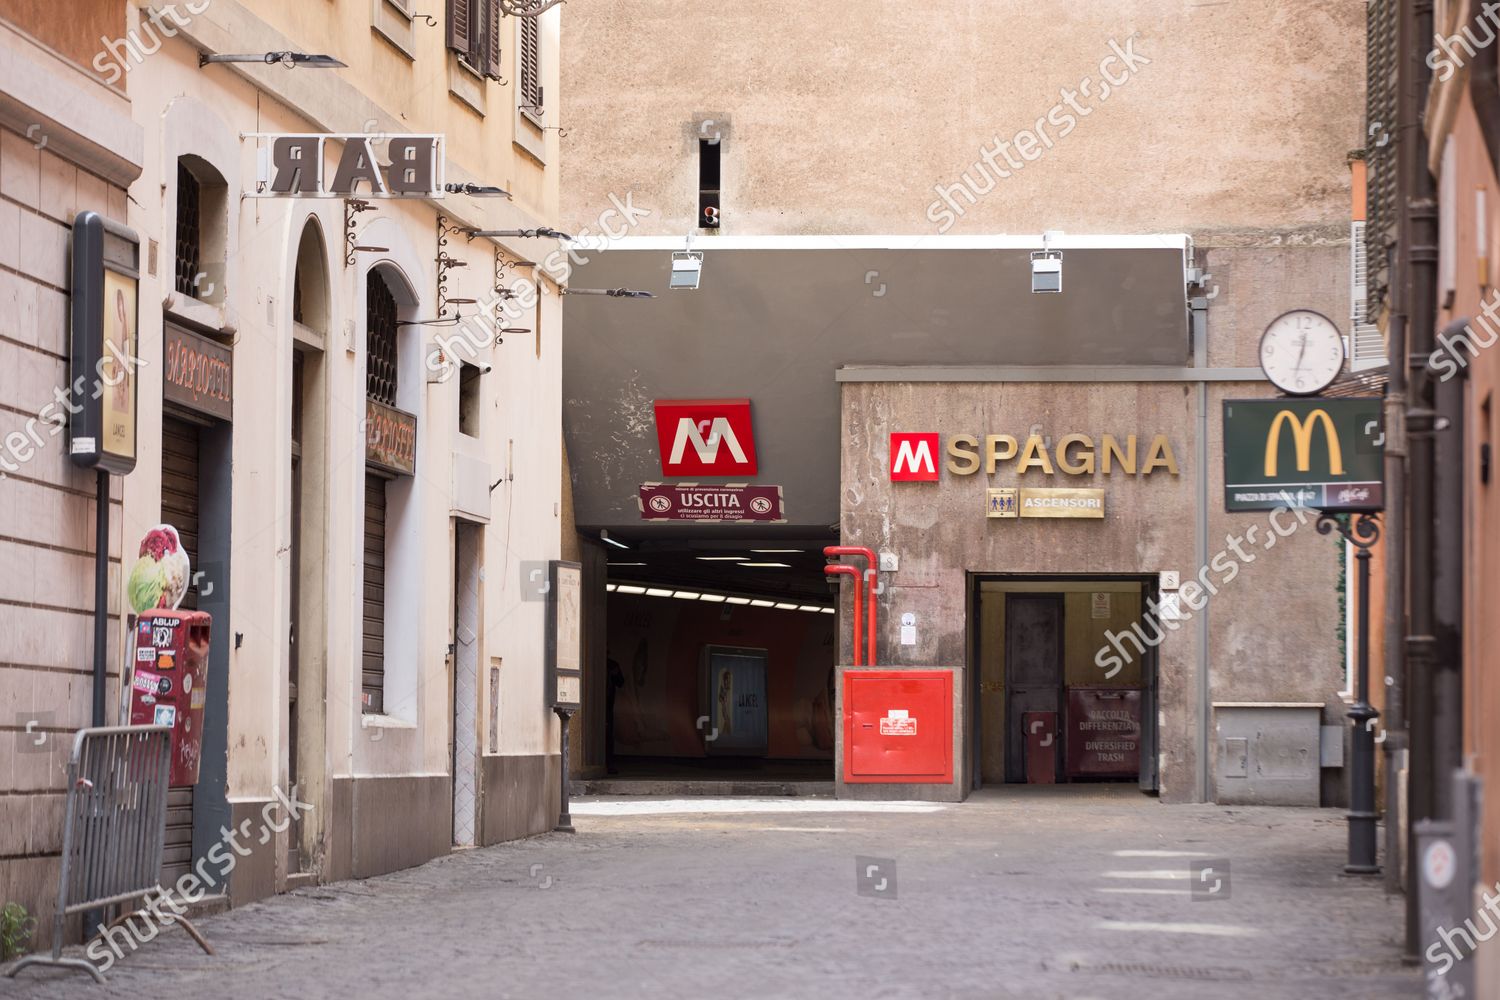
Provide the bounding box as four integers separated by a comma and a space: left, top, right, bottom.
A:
653, 399, 758, 476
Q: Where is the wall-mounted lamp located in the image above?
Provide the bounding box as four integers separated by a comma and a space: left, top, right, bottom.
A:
444, 183, 512, 199
1030, 230, 1064, 294
561, 287, 655, 299
460, 227, 572, 241
199, 52, 346, 69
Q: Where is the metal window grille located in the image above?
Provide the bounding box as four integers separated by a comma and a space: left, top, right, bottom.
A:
366, 272, 399, 406
1364, 0, 1398, 313
174, 162, 201, 298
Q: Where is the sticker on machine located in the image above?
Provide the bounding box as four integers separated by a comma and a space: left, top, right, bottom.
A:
153, 704, 177, 727
133, 670, 162, 693
878, 709, 917, 736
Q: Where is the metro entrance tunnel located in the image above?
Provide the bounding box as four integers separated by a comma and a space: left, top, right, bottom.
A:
563, 236, 1197, 798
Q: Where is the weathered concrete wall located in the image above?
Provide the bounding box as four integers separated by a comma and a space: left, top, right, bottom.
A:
840, 372, 1343, 803
561, 0, 1363, 238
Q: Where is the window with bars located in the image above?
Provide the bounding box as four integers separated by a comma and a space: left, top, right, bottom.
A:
175, 161, 202, 298
362, 271, 400, 715
1364, 0, 1398, 315
367, 272, 399, 406
447, 0, 504, 80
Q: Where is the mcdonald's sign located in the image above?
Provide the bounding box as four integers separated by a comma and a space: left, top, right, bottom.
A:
1222, 398, 1383, 512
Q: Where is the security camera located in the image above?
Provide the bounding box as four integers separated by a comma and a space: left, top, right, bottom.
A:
1031, 250, 1062, 294
479, 362, 494, 374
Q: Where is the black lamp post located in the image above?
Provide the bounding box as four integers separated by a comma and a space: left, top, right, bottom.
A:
1317, 511, 1381, 874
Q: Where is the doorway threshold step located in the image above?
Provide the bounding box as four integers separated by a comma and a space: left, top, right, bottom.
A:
570, 778, 835, 798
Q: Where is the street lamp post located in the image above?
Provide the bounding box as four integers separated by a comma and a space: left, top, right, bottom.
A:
1317, 511, 1381, 874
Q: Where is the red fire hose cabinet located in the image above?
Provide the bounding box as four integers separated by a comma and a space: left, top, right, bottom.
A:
841, 669, 955, 787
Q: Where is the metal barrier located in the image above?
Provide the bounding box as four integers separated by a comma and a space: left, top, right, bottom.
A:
5, 725, 212, 984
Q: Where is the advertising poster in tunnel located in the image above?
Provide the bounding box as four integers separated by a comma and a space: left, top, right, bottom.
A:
605, 593, 835, 760
704, 647, 768, 754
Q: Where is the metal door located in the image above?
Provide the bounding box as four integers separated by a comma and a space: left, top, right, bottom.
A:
159, 414, 200, 883
1005, 595, 1063, 783
451, 523, 481, 846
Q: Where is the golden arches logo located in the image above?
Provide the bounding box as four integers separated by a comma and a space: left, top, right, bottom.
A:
1264, 409, 1344, 477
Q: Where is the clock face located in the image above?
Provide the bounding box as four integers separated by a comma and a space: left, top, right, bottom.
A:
1259, 310, 1345, 395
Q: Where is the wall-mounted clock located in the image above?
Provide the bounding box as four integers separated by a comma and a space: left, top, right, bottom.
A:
1258, 309, 1345, 396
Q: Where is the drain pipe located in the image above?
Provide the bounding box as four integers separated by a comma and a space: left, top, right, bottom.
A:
1188, 274, 1211, 804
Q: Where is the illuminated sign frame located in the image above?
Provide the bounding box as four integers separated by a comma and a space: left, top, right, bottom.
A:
68, 211, 140, 475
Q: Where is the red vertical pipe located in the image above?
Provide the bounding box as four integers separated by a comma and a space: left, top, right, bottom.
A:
865, 568, 878, 666
824, 546, 879, 666
823, 564, 863, 666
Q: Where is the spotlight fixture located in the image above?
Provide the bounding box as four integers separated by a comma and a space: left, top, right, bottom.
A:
1030, 230, 1064, 294
460, 227, 572, 241
443, 182, 513, 199
199, 52, 347, 69
670, 235, 703, 291
561, 287, 655, 299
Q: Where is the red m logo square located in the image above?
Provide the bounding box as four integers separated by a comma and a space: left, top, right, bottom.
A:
889, 433, 940, 481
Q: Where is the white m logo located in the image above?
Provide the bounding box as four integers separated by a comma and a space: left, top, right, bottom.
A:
892, 438, 935, 475
669, 417, 748, 466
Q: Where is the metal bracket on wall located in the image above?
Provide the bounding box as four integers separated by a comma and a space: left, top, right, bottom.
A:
343, 198, 382, 267
435, 214, 471, 318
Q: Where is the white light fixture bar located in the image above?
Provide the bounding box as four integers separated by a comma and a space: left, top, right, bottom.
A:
615, 584, 646, 594
645, 587, 673, 598
738, 562, 791, 568
694, 556, 745, 561
672, 590, 702, 600
606, 580, 831, 612
750, 549, 803, 554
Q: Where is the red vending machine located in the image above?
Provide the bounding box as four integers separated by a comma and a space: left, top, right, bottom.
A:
127, 609, 211, 785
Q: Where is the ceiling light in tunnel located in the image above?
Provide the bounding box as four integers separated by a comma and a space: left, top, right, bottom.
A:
750, 599, 775, 608
615, 584, 646, 594
750, 549, 803, 554
798, 605, 823, 613
698, 594, 728, 602
695, 556, 745, 561
645, 587, 673, 597
606, 584, 618, 592
774, 602, 799, 611
738, 562, 791, 569
726, 597, 752, 605
672, 590, 702, 600
608, 562, 647, 567
820, 607, 837, 614
600, 530, 629, 550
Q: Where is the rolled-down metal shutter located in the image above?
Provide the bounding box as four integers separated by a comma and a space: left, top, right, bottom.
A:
362, 473, 387, 714
160, 415, 200, 885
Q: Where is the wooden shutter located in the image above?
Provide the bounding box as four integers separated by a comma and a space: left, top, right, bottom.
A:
447, 0, 472, 55
520, 15, 540, 111
482, 0, 503, 80
362, 473, 387, 714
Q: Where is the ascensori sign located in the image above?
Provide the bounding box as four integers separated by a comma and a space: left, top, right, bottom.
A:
245, 133, 445, 198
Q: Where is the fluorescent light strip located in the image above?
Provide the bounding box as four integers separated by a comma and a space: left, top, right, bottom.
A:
607, 582, 831, 612
738, 562, 791, 568
695, 556, 745, 561
609, 562, 647, 567
750, 549, 803, 553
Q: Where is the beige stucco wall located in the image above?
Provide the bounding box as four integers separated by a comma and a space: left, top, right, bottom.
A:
561, 0, 1363, 238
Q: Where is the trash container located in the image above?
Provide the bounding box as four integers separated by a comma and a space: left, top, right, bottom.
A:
127, 610, 211, 785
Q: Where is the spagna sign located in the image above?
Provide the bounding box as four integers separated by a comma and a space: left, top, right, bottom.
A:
889, 432, 1179, 482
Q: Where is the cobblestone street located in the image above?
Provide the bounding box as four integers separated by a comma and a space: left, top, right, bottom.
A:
4, 788, 1418, 999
